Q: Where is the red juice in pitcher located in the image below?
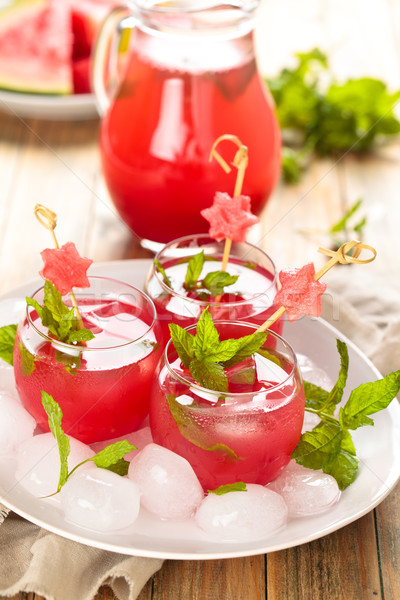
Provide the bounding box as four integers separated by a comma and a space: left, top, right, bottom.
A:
99, 19, 281, 243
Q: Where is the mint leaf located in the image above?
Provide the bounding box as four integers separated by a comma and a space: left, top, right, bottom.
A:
169, 323, 195, 367
41, 390, 70, 492
154, 258, 172, 288
291, 421, 343, 470
223, 332, 268, 368
18, 342, 36, 376
167, 395, 238, 460
204, 338, 242, 363
91, 440, 136, 468
323, 339, 348, 413
105, 458, 131, 476
189, 358, 228, 392
208, 482, 247, 495
0, 324, 17, 366
339, 370, 400, 430
324, 449, 359, 491
184, 251, 205, 290
202, 271, 239, 296
192, 308, 220, 359
303, 381, 330, 411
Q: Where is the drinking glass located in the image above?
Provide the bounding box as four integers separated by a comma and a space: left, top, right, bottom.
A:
150, 320, 305, 489
145, 234, 283, 342
13, 277, 163, 443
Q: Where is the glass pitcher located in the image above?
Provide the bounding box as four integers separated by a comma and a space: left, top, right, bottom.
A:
93, 1, 281, 246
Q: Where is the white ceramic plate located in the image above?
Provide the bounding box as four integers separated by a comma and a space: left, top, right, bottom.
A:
0, 259, 399, 560
0, 90, 99, 120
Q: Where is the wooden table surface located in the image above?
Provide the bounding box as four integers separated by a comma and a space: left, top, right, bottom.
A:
0, 1, 399, 599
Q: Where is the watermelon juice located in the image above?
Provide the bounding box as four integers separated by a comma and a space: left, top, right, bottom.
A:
145, 235, 283, 342
149, 322, 305, 490
13, 278, 163, 444
99, 31, 281, 243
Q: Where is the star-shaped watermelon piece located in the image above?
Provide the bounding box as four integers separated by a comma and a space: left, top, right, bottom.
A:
274, 263, 327, 322
200, 191, 259, 242
40, 242, 93, 296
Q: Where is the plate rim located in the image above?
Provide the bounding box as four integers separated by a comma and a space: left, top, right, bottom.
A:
0, 258, 399, 560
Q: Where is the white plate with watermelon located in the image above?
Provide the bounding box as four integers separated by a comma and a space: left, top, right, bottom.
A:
0, 0, 115, 120
0, 259, 399, 560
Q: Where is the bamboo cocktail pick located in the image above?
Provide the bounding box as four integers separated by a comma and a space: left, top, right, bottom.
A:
256, 240, 377, 333
34, 203, 84, 329
209, 134, 249, 272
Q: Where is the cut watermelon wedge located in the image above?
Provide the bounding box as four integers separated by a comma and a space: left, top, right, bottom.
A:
0, 0, 73, 95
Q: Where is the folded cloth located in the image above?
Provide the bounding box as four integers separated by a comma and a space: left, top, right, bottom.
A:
0, 511, 163, 600
0, 263, 398, 600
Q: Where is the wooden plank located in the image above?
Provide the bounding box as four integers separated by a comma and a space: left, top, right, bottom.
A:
266, 513, 382, 600
149, 556, 265, 600
375, 483, 400, 600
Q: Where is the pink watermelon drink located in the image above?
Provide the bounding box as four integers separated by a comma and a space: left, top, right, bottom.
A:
145, 235, 283, 342
149, 320, 305, 490
13, 277, 162, 444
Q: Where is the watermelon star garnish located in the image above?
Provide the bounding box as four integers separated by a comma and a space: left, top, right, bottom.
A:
40, 242, 93, 296
200, 191, 259, 242
274, 263, 327, 322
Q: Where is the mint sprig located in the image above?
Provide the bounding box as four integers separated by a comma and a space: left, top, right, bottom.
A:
0, 324, 17, 365
27, 280, 94, 345
41, 391, 136, 495
292, 340, 400, 489
157, 250, 239, 297
169, 308, 267, 392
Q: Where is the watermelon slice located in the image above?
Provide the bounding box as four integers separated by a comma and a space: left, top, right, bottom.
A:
40, 242, 93, 295
0, 0, 73, 95
201, 191, 259, 242
274, 263, 327, 322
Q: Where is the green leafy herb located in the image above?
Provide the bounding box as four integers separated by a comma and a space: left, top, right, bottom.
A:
208, 482, 247, 495
267, 48, 400, 182
41, 391, 136, 494
154, 258, 172, 288
27, 280, 94, 346
185, 251, 205, 290
168, 308, 267, 392
0, 324, 17, 366
201, 271, 239, 296
166, 394, 238, 461
18, 341, 36, 376
292, 341, 400, 489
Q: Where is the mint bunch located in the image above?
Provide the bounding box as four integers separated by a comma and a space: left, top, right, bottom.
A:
293, 339, 400, 489
27, 280, 94, 345
169, 308, 267, 392
155, 251, 239, 298
41, 391, 136, 495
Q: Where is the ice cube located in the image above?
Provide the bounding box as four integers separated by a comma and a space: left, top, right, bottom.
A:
297, 353, 334, 390
268, 461, 341, 516
0, 391, 36, 454
195, 484, 287, 541
90, 426, 153, 461
128, 443, 204, 520
61, 468, 141, 532
15, 432, 95, 498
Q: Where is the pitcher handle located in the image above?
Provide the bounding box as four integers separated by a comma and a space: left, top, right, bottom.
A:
92, 4, 133, 116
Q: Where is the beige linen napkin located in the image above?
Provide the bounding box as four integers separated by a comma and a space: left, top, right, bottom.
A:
0, 262, 398, 600
0, 510, 163, 600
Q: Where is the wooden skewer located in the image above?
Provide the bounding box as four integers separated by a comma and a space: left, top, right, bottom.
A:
255, 240, 377, 333
34, 204, 84, 329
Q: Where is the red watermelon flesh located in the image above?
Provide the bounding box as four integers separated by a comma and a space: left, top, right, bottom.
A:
0, 0, 73, 95
0, 0, 116, 96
